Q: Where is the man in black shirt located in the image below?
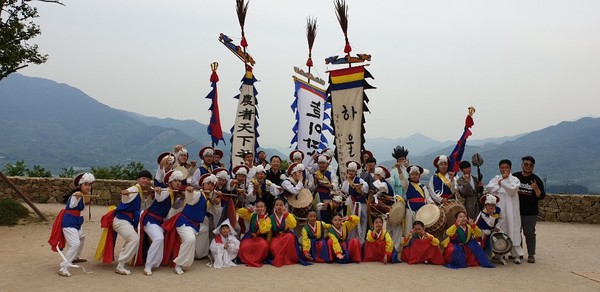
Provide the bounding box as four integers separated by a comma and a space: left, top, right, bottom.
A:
266, 155, 284, 186
513, 156, 545, 264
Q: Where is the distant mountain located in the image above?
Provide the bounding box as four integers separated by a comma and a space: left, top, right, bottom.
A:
0, 74, 284, 172
378, 118, 600, 193
121, 111, 286, 162
0, 74, 221, 172
121, 111, 231, 144
365, 133, 523, 159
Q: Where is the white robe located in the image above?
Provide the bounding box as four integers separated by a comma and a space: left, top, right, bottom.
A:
485, 175, 523, 256
195, 192, 222, 259
209, 234, 240, 268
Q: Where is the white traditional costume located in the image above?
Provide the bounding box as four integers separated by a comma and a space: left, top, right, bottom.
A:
209, 219, 240, 268
485, 174, 523, 259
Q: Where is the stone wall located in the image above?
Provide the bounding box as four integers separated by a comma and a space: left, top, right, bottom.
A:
1, 177, 599, 224
538, 194, 600, 224
0, 176, 135, 206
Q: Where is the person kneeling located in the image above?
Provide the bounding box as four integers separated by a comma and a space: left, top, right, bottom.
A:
400, 220, 444, 265
443, 211, 495, 269
327, 215, 361, 264
362, 216, 400, 264
302, 211, 331, 263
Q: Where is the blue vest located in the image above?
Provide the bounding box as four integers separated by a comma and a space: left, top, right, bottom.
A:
348, 177, 366, 203
115, 186, 142, 226
406, 183, 427, 211
144, 190, 174, 225
177, 192, 207, 232
316, 170, 333, 201
62, 196, 85, 229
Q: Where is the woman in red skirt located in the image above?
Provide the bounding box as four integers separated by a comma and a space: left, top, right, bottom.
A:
400, 220, 444, 265
238, 201, 270, 267
362, 217, 400, 264
267, 198, 310, 267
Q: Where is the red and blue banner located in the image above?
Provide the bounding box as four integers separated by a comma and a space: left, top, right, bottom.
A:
206, 68, 225, 145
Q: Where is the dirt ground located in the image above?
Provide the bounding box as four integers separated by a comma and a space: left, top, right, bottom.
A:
0, 203, 598, 292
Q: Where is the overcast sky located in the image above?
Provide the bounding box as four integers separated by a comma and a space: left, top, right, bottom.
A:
21, 0, 600, 148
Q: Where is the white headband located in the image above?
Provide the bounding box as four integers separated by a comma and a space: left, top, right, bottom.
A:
235, 168, 248, 176
255, 165, 266, 173
347, 162, 358, 171
79, 173, 95, 185
438, 155, 448, 164
484, 195, 497, 205
374, 167, 384, 176
202, 149, 214, 157
318, 155, 329, 163
169, 170, 185, 182
292, 163, 305, 174
215, 170, 229, 180
293, 152, 302, 160
203, 174, 218, 185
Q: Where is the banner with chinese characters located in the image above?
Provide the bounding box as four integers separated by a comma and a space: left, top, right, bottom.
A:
328, 65, 374, 176
290, 77, 332, 164
230, 70, 260, 167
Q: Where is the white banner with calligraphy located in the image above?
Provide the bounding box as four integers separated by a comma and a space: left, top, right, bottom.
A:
230, 72, 259, 167
328, 66, 374, 176
291, 77, 332, 164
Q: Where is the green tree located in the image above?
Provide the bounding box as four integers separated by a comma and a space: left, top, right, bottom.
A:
58, 167, 76, 178
91, 166, 115, 180
2, 160, 26, 176
121, 161, 144, 180
25, 164, 51, 177
91, 161, 145, 180
0, 0, 63, 81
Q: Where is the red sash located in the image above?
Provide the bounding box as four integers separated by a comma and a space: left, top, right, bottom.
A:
409, 198, 425, 203
99, 210, 117, 264
161, 213, 183, 267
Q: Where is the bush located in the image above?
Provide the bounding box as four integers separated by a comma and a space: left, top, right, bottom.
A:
2, 160, 26, 176
0, 198, 30, 226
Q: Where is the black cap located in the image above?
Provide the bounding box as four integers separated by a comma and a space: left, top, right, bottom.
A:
138, 170, 152, 179
366, 157, 377, 163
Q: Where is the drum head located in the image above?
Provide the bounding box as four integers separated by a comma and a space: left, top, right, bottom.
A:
174, 166, 189, 179
491, 233, 513, 255
416, 204, 440, 227
287, 188, 313, 208
442, 200, 466, 227
388, 200, 406, 225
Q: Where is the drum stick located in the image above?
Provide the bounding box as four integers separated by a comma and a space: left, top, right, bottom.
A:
182, 140, 195, 148
124, 188, 169, 194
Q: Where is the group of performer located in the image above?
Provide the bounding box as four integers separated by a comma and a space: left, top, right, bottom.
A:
48, 145, 546, 276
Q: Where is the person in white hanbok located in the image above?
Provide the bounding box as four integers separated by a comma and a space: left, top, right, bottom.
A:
485, 159, 523, 264
209, 219, 240, 268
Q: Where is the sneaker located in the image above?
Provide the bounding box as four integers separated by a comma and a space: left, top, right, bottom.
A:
174, 266, 184, 275
72, 258, 87, 263
514, 258, 521, 265
528, 255, 535, 263
143, 268, 153, 276
115, 266, 131, 275
499, 257, 507, 265
58, 269, 72, 277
